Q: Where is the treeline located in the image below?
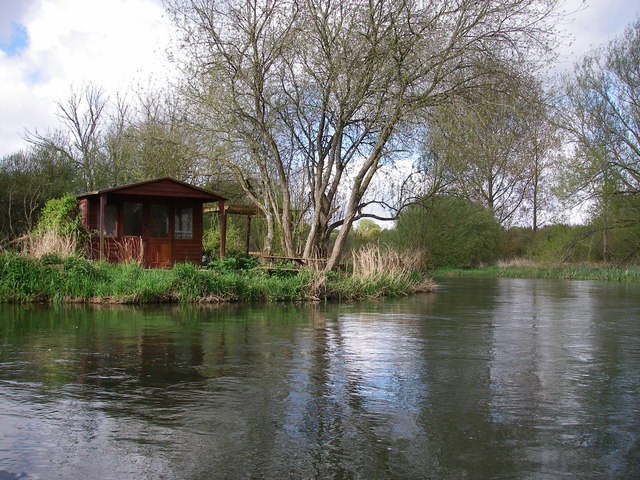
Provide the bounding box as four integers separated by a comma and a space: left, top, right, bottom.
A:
1, 1, 640, 269
349, 202, 638, 269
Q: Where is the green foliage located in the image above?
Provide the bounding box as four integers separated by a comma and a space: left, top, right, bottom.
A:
349, 219, 383, 251
203, 215, 245, 259
0, 253, 430, 304
431, 264, 640, 282
0, 147, 79, 244
205, 251, 259, 272
588, 194, 640, 263
528, 224, 595, 262
328, 272, 416, 299
392, 196, 502, 268
34, 194, 82, 237
499, 227, 534, 259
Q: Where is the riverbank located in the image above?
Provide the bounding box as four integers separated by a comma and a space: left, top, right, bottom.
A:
0, 253, 436, 304
431, 262, 640, 282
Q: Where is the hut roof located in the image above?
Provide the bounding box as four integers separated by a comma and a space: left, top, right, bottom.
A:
76, 177, 226, 202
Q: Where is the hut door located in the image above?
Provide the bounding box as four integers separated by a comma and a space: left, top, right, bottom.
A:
146, 204, 171, 267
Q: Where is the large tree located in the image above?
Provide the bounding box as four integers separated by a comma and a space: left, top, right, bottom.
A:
563, 17, 640, 199
168, 0, 562, 268
562, 17, 640, 260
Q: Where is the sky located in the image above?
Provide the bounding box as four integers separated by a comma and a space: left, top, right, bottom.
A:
1, 0, 640, 158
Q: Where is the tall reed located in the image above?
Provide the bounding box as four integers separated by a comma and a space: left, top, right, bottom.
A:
345, 245, 435, 299
351, 245, 424, 277
24, 231, 78, 259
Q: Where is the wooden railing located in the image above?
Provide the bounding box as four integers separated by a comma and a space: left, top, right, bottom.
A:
257, 254, 327, 271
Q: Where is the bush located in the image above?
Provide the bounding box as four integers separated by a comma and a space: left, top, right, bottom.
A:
34, 194, 81, 237
391, 196, 502, 268
205, 251, 259, 272
23, 194, 84, 259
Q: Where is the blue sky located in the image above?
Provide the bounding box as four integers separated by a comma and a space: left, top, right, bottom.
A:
0, 21, 29, 57
1, 0, 639, 158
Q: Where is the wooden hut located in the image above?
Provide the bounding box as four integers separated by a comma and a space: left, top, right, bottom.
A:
77, 177, 227, 267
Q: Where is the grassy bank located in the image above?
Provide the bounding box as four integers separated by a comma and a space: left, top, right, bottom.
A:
431, 262, 640, 282
0, 253, 435, 304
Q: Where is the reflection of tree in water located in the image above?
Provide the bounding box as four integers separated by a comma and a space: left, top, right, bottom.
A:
409, 278, 526, 478
280, 303, 436, 478
3, 284, 640, 479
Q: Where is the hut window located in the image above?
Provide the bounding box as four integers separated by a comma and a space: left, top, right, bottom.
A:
103, 203, 117, 237
150, 204, 169, 237
123, 202, 143, 236
175, 207, 193, 239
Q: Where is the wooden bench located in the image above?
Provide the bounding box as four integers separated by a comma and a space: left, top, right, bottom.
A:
257, 254, 327, 271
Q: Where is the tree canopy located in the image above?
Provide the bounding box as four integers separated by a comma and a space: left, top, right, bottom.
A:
167, 0, 562, 268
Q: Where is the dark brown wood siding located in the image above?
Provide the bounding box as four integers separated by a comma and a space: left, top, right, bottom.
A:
172, 206, 204, 264
81, 195, 205, 266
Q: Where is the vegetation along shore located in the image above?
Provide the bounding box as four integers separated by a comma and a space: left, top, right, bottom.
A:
0, 251, 435, 304
431, 260, 640, 283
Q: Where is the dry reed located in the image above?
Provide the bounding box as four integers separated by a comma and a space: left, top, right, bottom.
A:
112, 237, 144, 265
351, 245, 424, 277
25, 231, 78, 259
496, 257, 537, 268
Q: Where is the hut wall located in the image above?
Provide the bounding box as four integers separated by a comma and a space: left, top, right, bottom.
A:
171, 206, 204, 264
81, 196, 204, 266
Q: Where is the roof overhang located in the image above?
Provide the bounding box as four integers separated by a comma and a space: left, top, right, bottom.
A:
76, 177, 227, 202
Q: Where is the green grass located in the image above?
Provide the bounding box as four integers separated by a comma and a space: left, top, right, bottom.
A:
430, 264, 640, 282
0, 253, 435, 304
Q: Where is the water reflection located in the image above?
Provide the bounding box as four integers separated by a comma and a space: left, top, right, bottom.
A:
1, 279, 639, 479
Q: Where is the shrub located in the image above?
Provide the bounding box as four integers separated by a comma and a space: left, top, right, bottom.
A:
24, 194, 84, 259
34, 194, 81, 237
206, 251, 259, 272
391, 196, 502, 268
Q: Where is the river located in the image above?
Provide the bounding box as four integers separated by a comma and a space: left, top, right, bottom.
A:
1, 277, 639, 479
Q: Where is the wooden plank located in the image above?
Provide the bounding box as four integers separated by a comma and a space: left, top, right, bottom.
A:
219, 199, 226, 259
99, 194, 105, 261
204, 204, 263, 215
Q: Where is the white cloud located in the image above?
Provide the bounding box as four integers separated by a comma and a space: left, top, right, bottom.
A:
1, 0, 640, 158
556, 0, 640, 70
0, 0, 177, 157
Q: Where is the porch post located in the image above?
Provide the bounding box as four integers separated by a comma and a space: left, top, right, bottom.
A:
99, 193, 106, 261
245, 215, 251, 254
218, 200, 226, 259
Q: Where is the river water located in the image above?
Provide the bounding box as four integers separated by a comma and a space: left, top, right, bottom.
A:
0, 277, 639, 479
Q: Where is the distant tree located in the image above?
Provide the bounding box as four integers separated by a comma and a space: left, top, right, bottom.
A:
350, 219, 383, 251
521, 87, 563, 231
427, 74, 558, 227
125, 90, 206, 182
564, 17, 640, 198
103, 94, 138, 187
0, 146, 78, 245
27, 84, 110, 191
